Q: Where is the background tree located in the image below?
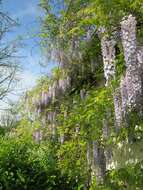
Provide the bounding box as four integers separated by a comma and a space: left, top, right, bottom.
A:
0, 2, 19, 104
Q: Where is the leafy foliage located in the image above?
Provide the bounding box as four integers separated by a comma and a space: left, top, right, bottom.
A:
0, 0, 143, 189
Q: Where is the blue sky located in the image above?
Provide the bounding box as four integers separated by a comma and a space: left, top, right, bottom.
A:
2, 0, 55, 90
0, 0, 57, 108
0, 0, 58, 110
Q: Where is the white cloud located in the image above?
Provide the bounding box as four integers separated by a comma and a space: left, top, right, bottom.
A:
18, 70, 38, 90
